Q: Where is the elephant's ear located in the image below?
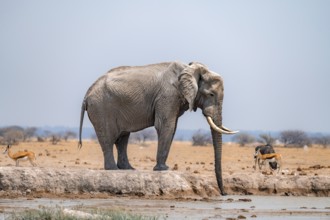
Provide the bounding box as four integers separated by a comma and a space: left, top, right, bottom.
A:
178, 63, 205, 111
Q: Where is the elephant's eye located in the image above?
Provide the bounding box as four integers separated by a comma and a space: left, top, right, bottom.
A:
209, 93, 214, 97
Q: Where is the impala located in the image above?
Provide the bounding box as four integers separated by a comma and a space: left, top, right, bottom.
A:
255, 149, 282, 173
3, 145, 37, 167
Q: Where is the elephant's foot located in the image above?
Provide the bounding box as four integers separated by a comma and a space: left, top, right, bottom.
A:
220, 191, 227, 196
153, 164, 169, 171
117, 162, 135, 170
104, 163, 118, 170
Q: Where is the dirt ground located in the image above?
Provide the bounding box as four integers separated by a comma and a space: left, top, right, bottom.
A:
0, 138, 329, 220
1, 140, 329, 177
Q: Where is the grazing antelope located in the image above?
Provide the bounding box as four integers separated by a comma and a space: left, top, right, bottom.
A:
254, 145, 278, 171
255, 149, 282, 173
3, 145, 37, 167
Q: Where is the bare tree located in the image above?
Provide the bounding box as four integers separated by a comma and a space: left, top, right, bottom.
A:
0, 126, 25, 144
37, 136, 45, 142
130, 128, 157, 144
258, 133, 276, 145
50, 134, 61, 145
140, 128, 156, 143
62, 130, 77, 141
279, 130, 310, 147
42, 130, 52, 140
312, 135, 330, 148
191, 130, 212, 146
41, 130, 62, 145
23, 127, 37, 141
130, 132, 142, 143
232, 132, 255, 146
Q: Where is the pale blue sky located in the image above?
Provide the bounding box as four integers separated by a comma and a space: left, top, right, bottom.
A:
0, 0, 329, 133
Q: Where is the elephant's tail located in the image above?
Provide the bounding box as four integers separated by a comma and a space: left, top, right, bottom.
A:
78, 99, 87, 149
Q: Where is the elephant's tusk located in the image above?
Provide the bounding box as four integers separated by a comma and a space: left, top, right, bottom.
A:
221, 125, 239, 133
206, 116, 239, 134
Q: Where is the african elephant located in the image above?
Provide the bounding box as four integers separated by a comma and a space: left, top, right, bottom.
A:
78, 61, 238, 195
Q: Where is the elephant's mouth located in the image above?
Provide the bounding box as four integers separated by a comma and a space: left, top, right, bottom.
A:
205, 116, 238, 134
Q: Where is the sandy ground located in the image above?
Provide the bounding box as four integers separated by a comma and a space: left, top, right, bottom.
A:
1, 141, 329, 219
1, 140, 329, 177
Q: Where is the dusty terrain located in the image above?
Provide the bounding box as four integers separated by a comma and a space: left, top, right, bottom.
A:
0, 141, 329, 198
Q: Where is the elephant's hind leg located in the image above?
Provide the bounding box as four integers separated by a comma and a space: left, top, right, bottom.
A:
88, 107, 118, 170
116, 132, 134, 170
96, 132, 118, 170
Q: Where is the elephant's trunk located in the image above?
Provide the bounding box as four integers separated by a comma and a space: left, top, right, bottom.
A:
211, 124, 226, 196
205, 113, 238, 195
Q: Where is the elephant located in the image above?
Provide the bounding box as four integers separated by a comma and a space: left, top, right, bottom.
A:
78, 61, 238, 195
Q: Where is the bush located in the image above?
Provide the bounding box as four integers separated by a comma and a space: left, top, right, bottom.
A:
232, 133, 255, 146
279, 130, 310, 147
23, 127, 37, 141
62, 130, 77, 141
311, 135, 330, 148
50, 134, 61, 145
0, 126, 25, 145
130, 128, 157, 144
191, 130, 212, 146
0, 126, 38, 144
258, 133, 276, 145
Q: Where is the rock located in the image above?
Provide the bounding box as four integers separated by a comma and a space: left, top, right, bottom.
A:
238, 198, 252, 202
0, 167, 218, 198
0, 167, 329, 198
172, 164, 178, 171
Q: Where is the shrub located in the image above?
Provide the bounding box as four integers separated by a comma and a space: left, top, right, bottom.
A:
191, 130, 211, 146
232, 133, 255, 146
279, 130, 310, 147
130, 128, 157, 144
258, 133, 276, 145
0, 126, 25, 145
311, 135, 330, 148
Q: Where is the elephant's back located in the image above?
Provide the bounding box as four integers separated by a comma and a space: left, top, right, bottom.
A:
84, 61, 184, 105
83, 74, 107, 101
104, 62, 175, 95
106, 62, 172, 75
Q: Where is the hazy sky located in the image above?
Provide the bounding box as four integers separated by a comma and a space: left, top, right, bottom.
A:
1, 0, 329, 133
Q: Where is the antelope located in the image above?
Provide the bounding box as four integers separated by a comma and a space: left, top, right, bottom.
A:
254, 145, 278, 171
3, 145, 37, 167
255, 149, 282, 173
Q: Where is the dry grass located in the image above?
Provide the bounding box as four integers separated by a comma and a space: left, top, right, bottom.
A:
1, 141, 329, 176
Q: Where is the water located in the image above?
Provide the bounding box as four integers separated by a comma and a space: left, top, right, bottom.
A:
0, 195, 329, 219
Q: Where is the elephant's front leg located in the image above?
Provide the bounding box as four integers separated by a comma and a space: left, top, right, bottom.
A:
154, 117, 178, 171
116, 133, 134, 170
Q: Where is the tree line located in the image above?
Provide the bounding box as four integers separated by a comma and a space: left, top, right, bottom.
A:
1, 125, 329, 148
191, 129, 330, 148
0, 126, 77, 145
230, 130, 330, 148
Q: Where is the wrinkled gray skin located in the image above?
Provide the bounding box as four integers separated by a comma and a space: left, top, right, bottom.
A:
79, 61, 234, 195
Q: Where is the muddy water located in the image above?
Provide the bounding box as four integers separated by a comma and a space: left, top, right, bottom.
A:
0, 196, 329, 220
